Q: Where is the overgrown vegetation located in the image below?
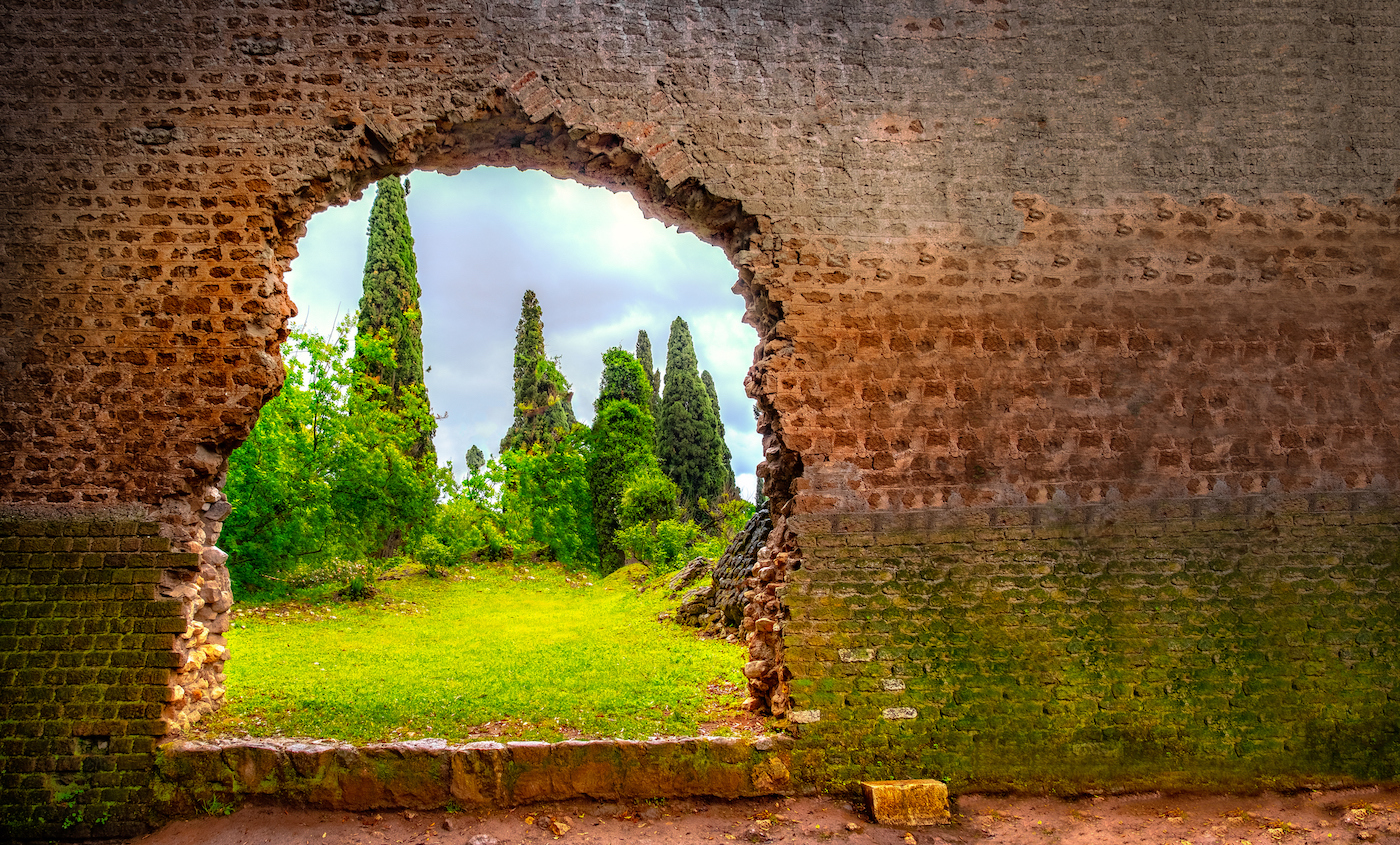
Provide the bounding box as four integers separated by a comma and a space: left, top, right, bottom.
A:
221, 322, 447, 593
224, 181, 752, 599
225, 320, 753, 594
201, 564, 751, 742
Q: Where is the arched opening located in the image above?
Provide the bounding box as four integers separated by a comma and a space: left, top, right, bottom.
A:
284, 166, 762, 502
166, 90, 804, 738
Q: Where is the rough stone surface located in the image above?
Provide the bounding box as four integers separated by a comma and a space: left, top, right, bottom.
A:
153, 736, 795, 815
861, 779, 951, 827
673, 505, 773, 631
0, 519, 194, 840
1, 0, 1399, 839
783, 500, 1400, 792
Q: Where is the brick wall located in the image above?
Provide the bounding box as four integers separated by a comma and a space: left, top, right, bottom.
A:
0, 520, 190, 840
1, 0, 1399, 833
782, 494, 1400, 792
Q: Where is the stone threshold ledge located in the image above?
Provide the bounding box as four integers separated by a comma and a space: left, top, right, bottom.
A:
154, 735, 795, 817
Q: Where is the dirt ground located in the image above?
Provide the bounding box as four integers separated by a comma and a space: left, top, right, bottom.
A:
123, 787, 1400, 845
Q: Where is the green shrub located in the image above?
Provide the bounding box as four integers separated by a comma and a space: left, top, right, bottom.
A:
415, 534, 452, 577
617, 518, 701, 574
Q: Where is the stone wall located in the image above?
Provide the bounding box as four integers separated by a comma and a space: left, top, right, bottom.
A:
0, 519, 194, 840
154, 735, 794, 814
1, 0, 1399, 838
783, 494, 1400, 792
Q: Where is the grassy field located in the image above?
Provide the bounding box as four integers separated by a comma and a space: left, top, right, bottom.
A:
198, 564, 752, 743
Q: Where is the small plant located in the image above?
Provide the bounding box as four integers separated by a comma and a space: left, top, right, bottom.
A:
202, 796, 237, 816
340, 571, 379, 601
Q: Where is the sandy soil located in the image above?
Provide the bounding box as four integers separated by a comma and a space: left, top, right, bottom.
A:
122, 787, 1400, 845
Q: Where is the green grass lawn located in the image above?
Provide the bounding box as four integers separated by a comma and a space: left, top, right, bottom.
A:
199, 564, 752, 743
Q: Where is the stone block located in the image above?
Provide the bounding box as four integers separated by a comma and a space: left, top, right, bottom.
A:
861, 779, 951, 826
450, 742, 505, 806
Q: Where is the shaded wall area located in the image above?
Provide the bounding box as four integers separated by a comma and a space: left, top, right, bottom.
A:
0, 520, 193, 840
783, 494, 1400, 792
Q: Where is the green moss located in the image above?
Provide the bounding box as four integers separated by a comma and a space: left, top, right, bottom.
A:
786, 517, 1400, 792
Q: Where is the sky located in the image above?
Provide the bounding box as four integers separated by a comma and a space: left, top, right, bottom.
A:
283, 167, 761, 501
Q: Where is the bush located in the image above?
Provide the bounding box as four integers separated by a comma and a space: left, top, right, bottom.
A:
277, 557, 375, 590
415, 534, 452, 577
618, 472, 682, 528
617, 518, 701, 574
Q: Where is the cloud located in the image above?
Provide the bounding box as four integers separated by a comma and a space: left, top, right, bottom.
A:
283, 167, 762, 500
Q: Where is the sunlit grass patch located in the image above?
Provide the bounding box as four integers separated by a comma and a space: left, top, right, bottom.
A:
200, 563, 752, 743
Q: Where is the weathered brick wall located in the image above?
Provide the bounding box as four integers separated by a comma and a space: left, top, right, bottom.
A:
783, 495, 1400, 792
1, 0, 1398, 835
0, 520, 193, 840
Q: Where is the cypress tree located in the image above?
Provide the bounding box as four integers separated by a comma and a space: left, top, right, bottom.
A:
588, 348, 660, 572
701, 369, 737, 498
352, 175, 435, 458
635, 329, 661, 414
500, 290, 577, 453
465, 445, 485, 474
656, 317, 727, 516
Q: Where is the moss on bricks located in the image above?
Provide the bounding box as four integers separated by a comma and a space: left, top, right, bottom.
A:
786, 512, 1400, 794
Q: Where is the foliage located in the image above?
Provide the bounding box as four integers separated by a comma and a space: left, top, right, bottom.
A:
618, 471, 683, 528
429, 478, 499, 559
596, 347, 655, 413
222, 321, 447, 594
210, 566, 748, 742
276, 557, 381, 590
500, 290, 577, 453
490, 428, 599, 570
339, 571, 379, 602
464, 445, 485, 473
689, 496, 755, 561
616, 519, 701, 574
612, 471, 700, 573
415, 534, 453, 577
634, 329, 661, 414
656, 317, 729, 518
701, 369, 738, 497
352, 176, 434, 460
588, 348, 661, 573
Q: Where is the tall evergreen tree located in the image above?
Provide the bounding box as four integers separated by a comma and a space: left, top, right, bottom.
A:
635, 330, 661, 414
465, 445, 485, 474
656, 317, 727, 516
500, 290, 577, 453
352, 175, 435, 458
588, 348, 661, 573
701, 369, 737, 498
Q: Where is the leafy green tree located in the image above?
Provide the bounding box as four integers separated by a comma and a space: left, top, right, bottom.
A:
701, 369, 737, 497
614, 471, 695, 573
492, 428, 598, 570
656, 317, 728, 517
587, 348, 660, 573
222, 321, 446, 593
500, 290, 577, 453
635, 329, 661, 414
618, 471, 683, 527
352, 176, 434, 459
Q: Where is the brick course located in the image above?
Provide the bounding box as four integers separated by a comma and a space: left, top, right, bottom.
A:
0, 520, 190, 840
783, 496, 1400, 791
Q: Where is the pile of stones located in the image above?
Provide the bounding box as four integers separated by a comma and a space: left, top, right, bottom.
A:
670, 506, 773, 635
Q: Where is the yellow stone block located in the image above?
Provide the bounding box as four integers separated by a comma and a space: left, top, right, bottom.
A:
861, 779, 951, 826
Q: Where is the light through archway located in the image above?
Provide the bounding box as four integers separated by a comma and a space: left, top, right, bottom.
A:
284, 167, 762, 498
